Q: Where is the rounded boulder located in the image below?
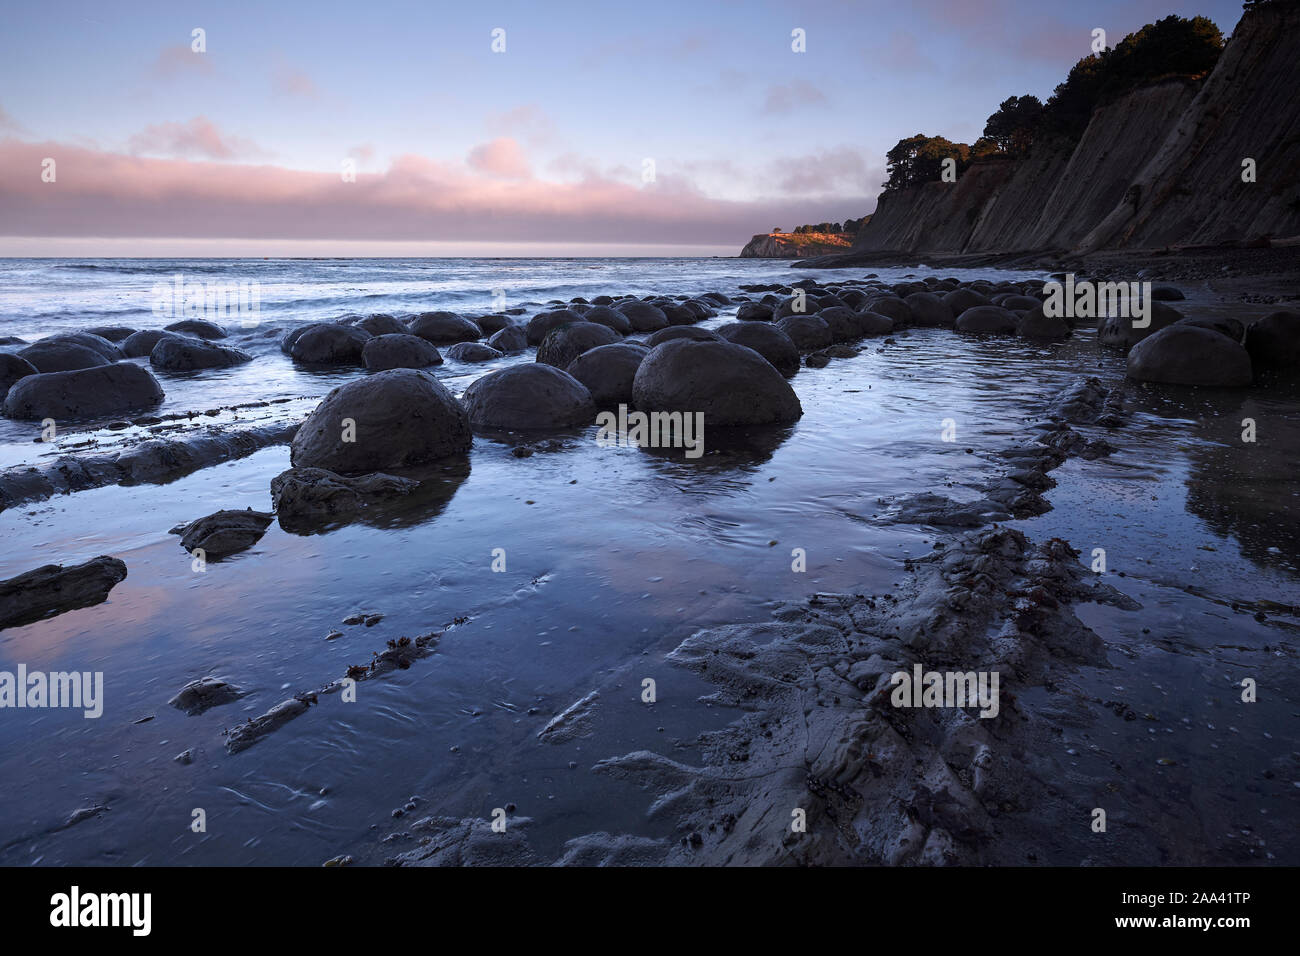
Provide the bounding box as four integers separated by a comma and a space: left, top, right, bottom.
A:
632, 339, 803, 425
290, 368, 472, 472
461, 363, 596, 430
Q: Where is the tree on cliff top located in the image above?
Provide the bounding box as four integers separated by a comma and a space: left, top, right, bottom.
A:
881, 135, 970, 192
982, 96, 1043, 157
1040, 15, 1223, 141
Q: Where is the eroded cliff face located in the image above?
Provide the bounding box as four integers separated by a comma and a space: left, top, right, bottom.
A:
1080, 0, 1300, 251
848, 1, 1300, 257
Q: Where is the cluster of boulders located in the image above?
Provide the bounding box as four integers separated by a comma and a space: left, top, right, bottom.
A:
0, 319, 254, 420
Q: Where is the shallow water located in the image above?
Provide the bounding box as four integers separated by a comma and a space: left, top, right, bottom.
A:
1, 259, 1296, 865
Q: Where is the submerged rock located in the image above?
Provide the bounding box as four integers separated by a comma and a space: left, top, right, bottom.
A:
462, 364, 596, 430
226, 695, 315, 753
3, 363, 165, 420
1126, 324, 1253, 387
168, 677, 246, 715
0, 555, 128, 629
271, 467, 420, 529
171, 508, 274, 558
538, 691, 600, 743
632, 339, 803, 425
290, 369, 472, 472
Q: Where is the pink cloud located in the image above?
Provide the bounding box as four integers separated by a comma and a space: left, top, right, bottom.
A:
0, 138, 874, 246
466, 138, 531, 179
127, 117, 264, 161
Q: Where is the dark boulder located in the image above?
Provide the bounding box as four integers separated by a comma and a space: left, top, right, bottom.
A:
1098, 302, 1182, 351
122, 329, 188, 358
1126, 324, 1252, 387
461, 364, 596, 430
361, 333, 443, 371
714, 322, 800, 377
290, 324, 370, 365
487, 325, 528, 353
565, 343, 648, 406
903, 292, 954, 328
408, 311, 482, 344
0, 353, 37, 400
536, 322, 621, 368
736, 302, 775, 322
84, 326, 136, 342
644, 326, 719, 348
150, 337, 253, 371
165, 319, 228, 340
526, 309, 586, 345
632, 339, 803, 425
355, 313, 408, 336
581, 306, 633, 335
3, 363, 165, 420
776, 314, 833, 350
290, 368, 472, 472
616, 301, 669, 333
18, 341, 110, 373
445, 342, 504, 363
1244, 310, 1300, 370
955, 306, 1019, 334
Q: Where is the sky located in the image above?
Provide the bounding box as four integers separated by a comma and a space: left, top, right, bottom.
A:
0, 0, 1246, 256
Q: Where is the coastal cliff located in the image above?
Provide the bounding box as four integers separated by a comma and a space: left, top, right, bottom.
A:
740, 231, 855, 258
806, 0, 1300, 262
